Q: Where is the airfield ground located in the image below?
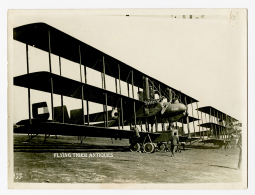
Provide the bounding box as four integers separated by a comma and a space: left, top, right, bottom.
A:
13, 134, 242, 183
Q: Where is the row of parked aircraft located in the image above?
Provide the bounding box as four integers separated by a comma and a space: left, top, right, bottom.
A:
13, 22, 239, 153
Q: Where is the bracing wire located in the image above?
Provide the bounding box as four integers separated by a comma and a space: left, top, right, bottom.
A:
125, 71, 131, 83
105, 60, 114, 77
91, 56, 102, 69
89, 56, 104, 87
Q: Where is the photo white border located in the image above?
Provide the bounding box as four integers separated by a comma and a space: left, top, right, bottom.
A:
2, 0, 254, 194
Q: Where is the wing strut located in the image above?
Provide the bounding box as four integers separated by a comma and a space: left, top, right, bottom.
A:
222, 113, 226, 140
191, 99, 196, 137
200, 109, 204, 140
216, 110, 219, 138
47, 29, 54, 140
131, 70, 137, 127
48, 30, 54, 122
184, 96, 190, 138
210, 107, 213, 138
196, 102, 201, 138
102, 56, 108, 127
100, 72, 106, 127
214, 109, 217, 138
115, 78, 121, 129
84, 62, 90, 125
204, 111, 208, 139
118, 64, 124, 129
79, 45, 85, 125
59, 57, 64, 124
26, 44, 32, 126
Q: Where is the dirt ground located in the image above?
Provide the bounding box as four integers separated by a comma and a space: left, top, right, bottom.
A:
13, 134, 242, 183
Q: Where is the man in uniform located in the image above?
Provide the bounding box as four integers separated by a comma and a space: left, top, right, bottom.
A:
149, 86, 154, 100
237, 133, 242, 170
131, 124, 140, 138
170, 132, 179, 157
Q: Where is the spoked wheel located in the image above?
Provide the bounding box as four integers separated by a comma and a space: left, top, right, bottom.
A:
157, 143, 166, 152
130, 143, 141, 152
144, 142, 155, 153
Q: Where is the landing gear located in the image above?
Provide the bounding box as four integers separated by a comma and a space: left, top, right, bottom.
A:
78, 136, 86, 144
129, 134, 158, 153
144, 142, 155, 153
157, 142, 166, 152
25, 133, 38, 142
130, 143, 141, 152
130, 142, 155, 153
25, 125, 38, 142
43, 134, 50, 143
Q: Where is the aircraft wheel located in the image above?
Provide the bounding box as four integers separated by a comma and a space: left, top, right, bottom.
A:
158, 143, 166, 152
144, 142, 155, 153
153, 143, 159, 152
130, 143, 140, 152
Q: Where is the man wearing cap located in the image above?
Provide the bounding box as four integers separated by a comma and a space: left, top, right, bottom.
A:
170, 132, 179, 157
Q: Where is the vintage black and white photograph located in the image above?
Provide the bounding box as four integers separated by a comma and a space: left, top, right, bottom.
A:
8, 9, 247, 189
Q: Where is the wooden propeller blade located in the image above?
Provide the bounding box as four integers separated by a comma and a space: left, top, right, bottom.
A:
161, 102, 170, 115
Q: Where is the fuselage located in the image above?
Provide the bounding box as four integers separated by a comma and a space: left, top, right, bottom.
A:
134, 101, 187, 122
163, 102, 186, 117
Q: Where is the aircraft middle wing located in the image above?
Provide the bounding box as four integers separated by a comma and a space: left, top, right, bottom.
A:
14, 71, 144, 117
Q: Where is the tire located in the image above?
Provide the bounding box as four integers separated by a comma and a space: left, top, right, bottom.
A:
144, 142, 155, 153
130, 143, 140, 152
158, 143, 166, 152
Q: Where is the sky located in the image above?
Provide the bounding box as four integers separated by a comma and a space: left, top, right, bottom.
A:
9, 9, 247, 131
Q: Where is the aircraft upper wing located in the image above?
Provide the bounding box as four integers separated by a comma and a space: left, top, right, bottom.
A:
14, 22, 198, 105
197, 106, 238, 122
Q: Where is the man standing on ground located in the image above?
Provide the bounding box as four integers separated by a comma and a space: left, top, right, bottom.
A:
237, 133, 242, 170
171, 132, 179, 157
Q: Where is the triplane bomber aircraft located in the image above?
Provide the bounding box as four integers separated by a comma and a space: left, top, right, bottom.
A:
13, 23, 237, 153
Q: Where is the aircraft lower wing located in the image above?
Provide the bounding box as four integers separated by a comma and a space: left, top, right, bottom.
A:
14, 121, 176, 143
15, 121, 165, 141
14, 122, 133, 139
199, 138, 229, 145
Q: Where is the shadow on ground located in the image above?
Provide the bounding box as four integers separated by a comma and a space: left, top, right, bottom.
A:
208, 165, 237, 170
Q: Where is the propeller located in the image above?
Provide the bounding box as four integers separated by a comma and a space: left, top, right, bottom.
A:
184, 96, 191, 139
161, 88, 172, 115
161, 102, 170, 115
